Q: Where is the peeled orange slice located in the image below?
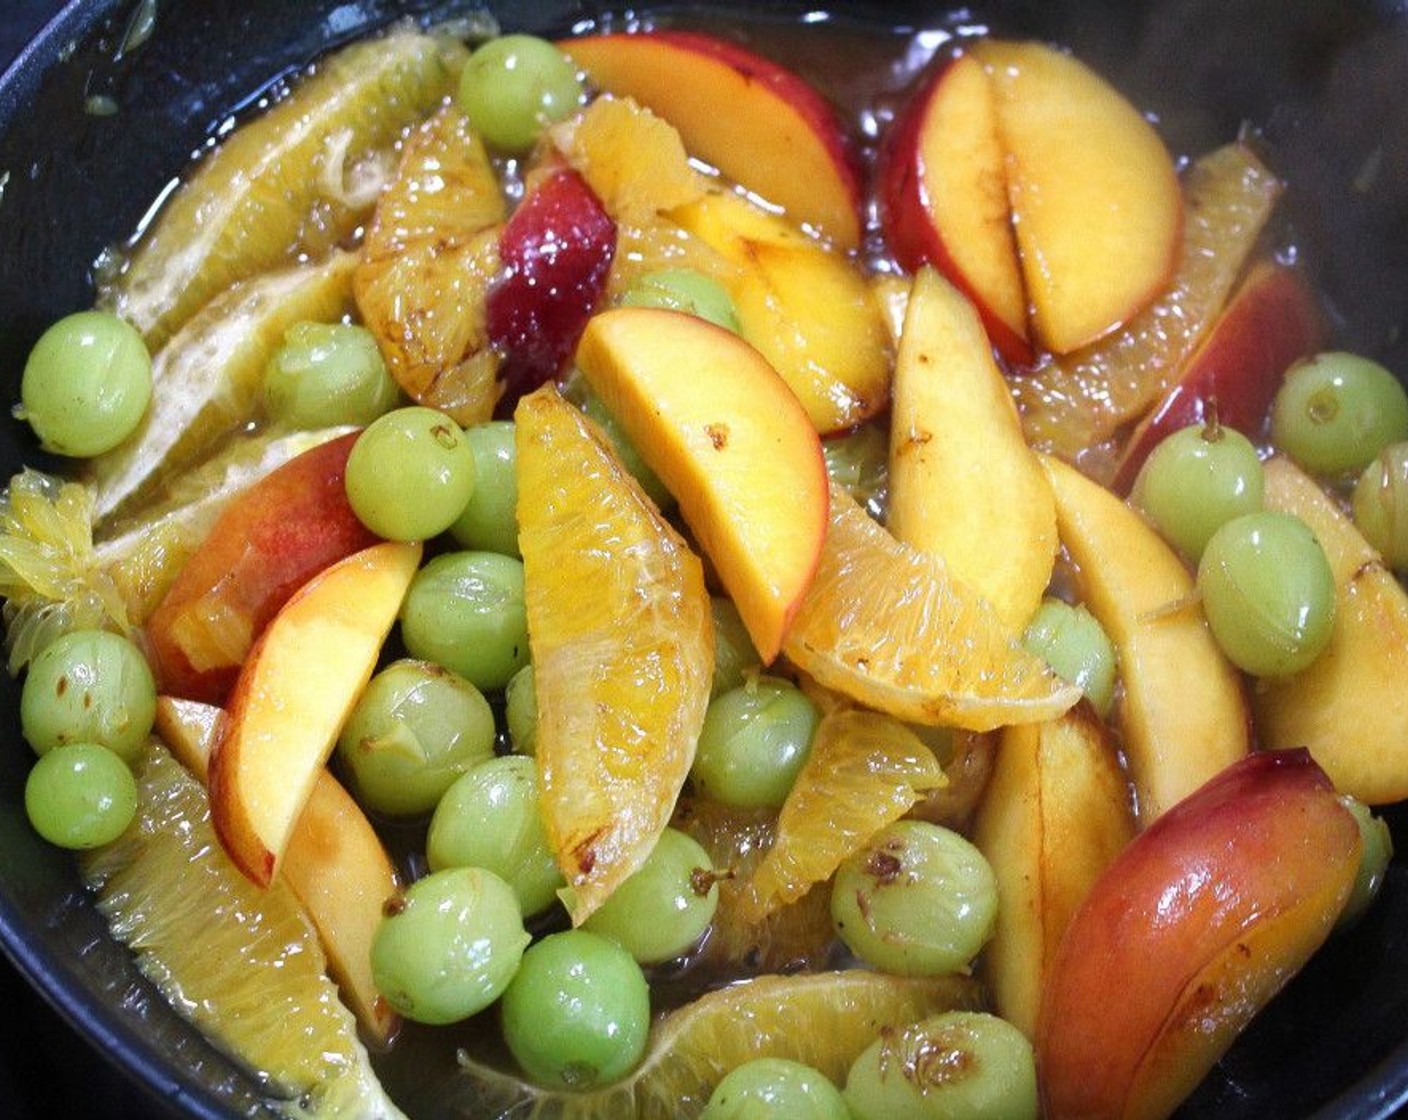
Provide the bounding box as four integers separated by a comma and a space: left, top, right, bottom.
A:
515, 386, 713, 924
82, 744, 402, 1118
354, 105, 508, 425
454, 969, 982, 1119
782, 482, 1081, 731
102, 29, 467, 349
1015, 142, 1282, 467
89, 250, 358, 524
742, 705, 945, 919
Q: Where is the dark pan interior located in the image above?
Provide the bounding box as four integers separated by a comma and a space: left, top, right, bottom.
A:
1, 2, 1407, 1117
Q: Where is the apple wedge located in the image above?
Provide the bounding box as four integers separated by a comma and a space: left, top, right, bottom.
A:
1039, 749, 1360, 1120
878, 53, 1031, 364
574, 307, 828, 663
209, 540, 422, 888
1111, 262, 1326, 493
563, 31, 863, 250
1255, 456, 1408, 804
1041, 455, 1248, 822
972, 39, 1182, 355
972, 706, 1134, 1040
671, 189, 891, 434
154, 696, 400, 1044
887, 267, 1056, 629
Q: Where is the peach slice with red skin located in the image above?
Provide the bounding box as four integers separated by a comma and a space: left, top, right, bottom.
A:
573, 306, 828, 664
1111, 261, 1326, 493
878, 53, 1032, 364
143, 431, 379, 706
1038, 749, 1361, 1120
209, 540, 421, 888
562, 31, 863, 250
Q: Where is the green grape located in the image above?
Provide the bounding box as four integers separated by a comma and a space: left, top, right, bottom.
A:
20, 629, 156, 762
692, 677, 821, 810
345, 406, 476, 541
844, 1011, 1038, 1120
500, 928, 651, 1089
263, 321, 400, 429
18, 310, 151, 457
25, 743, 137, 850
426, 755, 564, 917
823, 421, 889, 521
577, 382, 673, 510
700, 1058, 851, 1120
370, 866, 529, 1025
1337, 796, 1394, 930
1352, 441, 1408, 572
457, 34, 583, 153
1022, 597, 1118, 717
1197, 511, 1337, 678
581, 827, 718, 964
710, 597, 760, 698
400, 551, 530, 690
505, 663, 538, 755
335, 659, 496, 817
620, 269, 741, 334
1130, 420, 1265, 560
830, 819, 997, 976
450, 421, 520, 557
1270, 351, 1408, 479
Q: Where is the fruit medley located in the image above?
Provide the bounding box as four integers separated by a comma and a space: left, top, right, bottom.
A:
3, 9, 1406, 1120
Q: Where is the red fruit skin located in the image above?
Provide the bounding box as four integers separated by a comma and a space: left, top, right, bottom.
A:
487, 168, 616, 412
1111, 262, 1326, 493
143, 432, 379, 705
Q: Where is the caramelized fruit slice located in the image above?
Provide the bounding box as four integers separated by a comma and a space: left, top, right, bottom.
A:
515, 386, 712, 924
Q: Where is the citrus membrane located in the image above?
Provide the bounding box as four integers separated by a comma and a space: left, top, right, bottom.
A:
452, 969, 983, 1120
515, 386, 713, 924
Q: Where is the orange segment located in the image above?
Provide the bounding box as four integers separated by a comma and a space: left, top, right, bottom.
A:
354, 105, 508, 425
515, 387, 713, 924
742, 706, 945, 919
782, 482, 1082, 731
1015, 142, 1282, 470
457, 969, 983, 1119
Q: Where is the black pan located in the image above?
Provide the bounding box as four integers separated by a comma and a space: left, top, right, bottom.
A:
1, 2, 1407, 1117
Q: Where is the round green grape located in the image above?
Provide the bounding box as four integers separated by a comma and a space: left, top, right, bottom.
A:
457, 35, 583, 152
823, 421, 889, 520
335, 659, 496, 817
19, 310, 151, 457
1270, 351, 1408, 479
500, 928, 651, 1089
1337, 796, 1394, 930
620, 269, 741, 334
1196, 511, 1336, 678
1352, 441, 1408, 572
692, 677, 820, 810
701, 1058, 851, 1120
25, 743, 137, 849
400, 551, 530, 691
1130, 420, 1265, 560
505, 663, 538, 756
263, 321, 400, 429
370, 867, 529, 1025
450, 421, 520, 556
20, 629, 156, 762
581, 827, 718, 964
844, 1011, 1038, 1120
1022, 598, 1118, 717
830, 819, 997, 976
427, 755, 564, 917
709, 597, 760, 698
345, 406, 476, 541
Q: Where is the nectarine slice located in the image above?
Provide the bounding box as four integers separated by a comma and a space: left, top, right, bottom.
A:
574, 306, 828, 662
1038, 749, 1360, 1120
209, 540, 421, 888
